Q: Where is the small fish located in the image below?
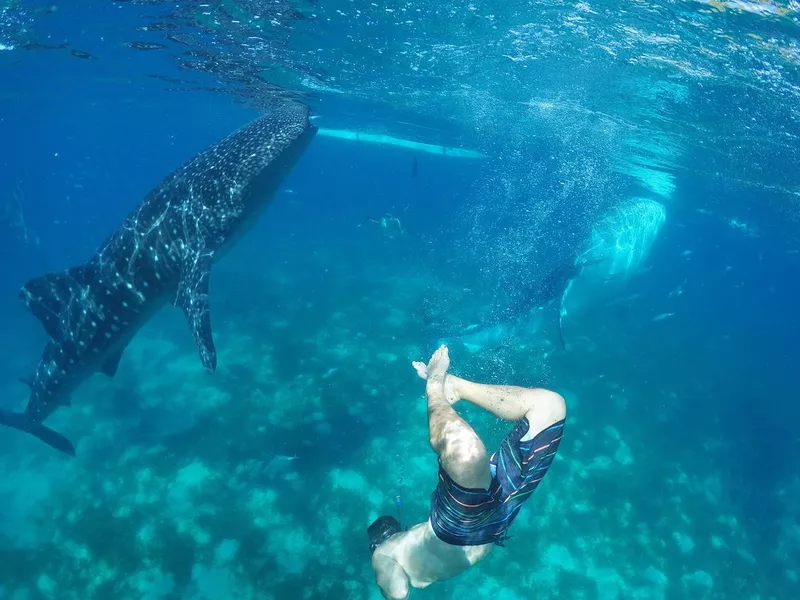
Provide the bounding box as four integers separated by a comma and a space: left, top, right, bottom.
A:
127, 41, 168, 51
165, 33, 193, 47
668, 279, 687, 298
728, 218, 759, 237
681, 250, 693, 257
264, 454, 299, 479
651, 312, 675, 322
359, 214, 404, 234
71, 49, 97, 60
23, 41, 68, 51
137, 22, 178, 32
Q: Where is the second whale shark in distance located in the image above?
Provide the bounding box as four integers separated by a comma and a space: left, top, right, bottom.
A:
1, 101, 317, 456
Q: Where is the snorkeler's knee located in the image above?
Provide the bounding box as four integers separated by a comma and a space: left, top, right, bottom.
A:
527, 390, 566, 424
544, 390, 566, 422
521, 391, 565, 440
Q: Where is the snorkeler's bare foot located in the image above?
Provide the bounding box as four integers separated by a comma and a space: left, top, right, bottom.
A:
413, 346, 459, 404
427, 345, 450, 379
412, 361, 428, 379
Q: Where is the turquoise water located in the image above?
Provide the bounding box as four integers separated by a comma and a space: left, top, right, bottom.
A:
1, 1, 799, 599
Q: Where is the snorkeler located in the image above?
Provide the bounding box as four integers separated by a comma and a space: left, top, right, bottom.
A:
367, 345, 566, 599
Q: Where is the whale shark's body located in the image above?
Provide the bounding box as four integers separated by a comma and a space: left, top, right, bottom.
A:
437, 257, 605, 354
2, 101, 317, 456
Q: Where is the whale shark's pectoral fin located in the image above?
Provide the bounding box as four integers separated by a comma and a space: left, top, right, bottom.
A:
175, 249, 217, 372
557, 277, 576, 350
100, 349, 124, 377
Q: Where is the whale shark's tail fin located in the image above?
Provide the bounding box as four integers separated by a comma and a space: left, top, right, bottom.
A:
0, 410, 76, 457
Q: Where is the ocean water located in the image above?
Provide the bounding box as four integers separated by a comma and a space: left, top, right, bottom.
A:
1, 1, 799, 599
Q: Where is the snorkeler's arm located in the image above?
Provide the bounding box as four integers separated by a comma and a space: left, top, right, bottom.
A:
372, 553, 410, 600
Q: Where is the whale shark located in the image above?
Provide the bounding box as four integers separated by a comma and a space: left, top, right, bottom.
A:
441, 198, 666, 355
481, 256, 603, 351
2, 101, 317, 456
424, 258, 590, 355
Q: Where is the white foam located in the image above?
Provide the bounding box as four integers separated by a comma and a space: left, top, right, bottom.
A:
317, 128, 487, 158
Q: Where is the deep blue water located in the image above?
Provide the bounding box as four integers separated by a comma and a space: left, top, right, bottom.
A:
2, 1, 800, 599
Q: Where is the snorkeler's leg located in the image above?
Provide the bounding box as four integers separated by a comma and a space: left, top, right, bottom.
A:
413, 357, 565, 440
455, 380, 565, 440
425, 346, 492, 490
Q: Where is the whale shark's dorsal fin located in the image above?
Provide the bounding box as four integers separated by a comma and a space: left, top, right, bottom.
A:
19, 266, 95, 342
175, 249, 217, 372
